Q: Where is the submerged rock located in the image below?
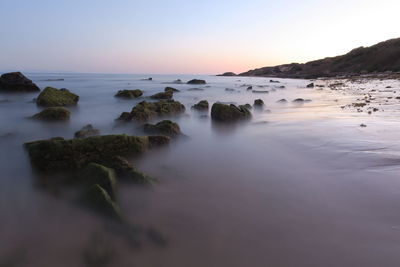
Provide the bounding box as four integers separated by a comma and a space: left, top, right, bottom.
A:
36, 87, 79, 107
32, 107, 70, 121
80, 184, 122, 221
192, 100, 209, 110
270, 80, 280, 83
247, 86, 253, 90
292, 98, 305, 103
144, 120, 182, 138
187, 88, 204, 91
211, 103, 251, 122
277, 99, 288, 103
306, 83, 315, 88
0, 72, 40, 92
150, 91, 173, 100
117, 100, 185, 122
24, 134, 170, 172
254, 99, 264, 106
115, 89, 143, 99
165, 87, 180, 92
98, 156, 155, 184
79, 163, 118, 200
187, 79, 206, 85
74, 124, 100, 138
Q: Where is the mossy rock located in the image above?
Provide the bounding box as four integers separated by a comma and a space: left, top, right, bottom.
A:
254, 99, 264, 106
32, 107, 70, 121
150, 91, 173, 100
78, 163, 118, 200
211, 103, 251, 122
97, 156, 156, 184
165, 87, 180, 92
117, 100, 185, 122
115, 89, 143, 99
144, 120, 181, 138
24, 134, 170, 172
187, 79, 206, 85
80, 184, 122, 221
74, 124, 100, 138
36, 87, 79, 107
192, 100, 209, 110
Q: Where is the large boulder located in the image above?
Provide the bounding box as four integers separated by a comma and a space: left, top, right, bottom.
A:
115, 89, 143, 99
150, 91, 173, 100
211, 103, 251, 122
80, 184, 122, 221
192, 100, 209, 110
74, 124, 100, 138
0, 72, 40, 92
24, 134, 170, 172
79, 163, 118, 200
32, 107, 70, 121
144, 120, 182, 138
187, 79, 206, 85
117, 100, 185, 122
36, 87, 79, 107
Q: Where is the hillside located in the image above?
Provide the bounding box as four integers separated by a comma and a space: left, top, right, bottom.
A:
238, 38, 400, 78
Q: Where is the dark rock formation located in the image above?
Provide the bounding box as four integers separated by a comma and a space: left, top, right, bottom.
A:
24, 134, 170, 172
217, 72, 237, 76
211, 103, 251, 122
115, 89, 143, 98
165, 87, 180, 92
187, 79, 206, 85
192, 100, 209, 110
117, 100, 185, 122
0, 72, 40, 92
306, 83, 315, 88
150, 91, 173, 100
74, 124, 100, 138
32, 107, 70, 121
36, 87, 79, 107
254, 99, 264, 106
144, 120, 182, 138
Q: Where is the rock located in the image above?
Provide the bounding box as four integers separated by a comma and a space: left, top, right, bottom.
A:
36, 87, 79, 107
192, 100, 209, 110
24, 134, 170, 172
360, 124, 367, 127
277, 99, 287, 103
74, 124, 100, 138
80, 184, 122, 221
0, 72, 40, 92
270, 80, 280, 83
252, 90, 269, 94
98, 156, 155, 184
187, 79, 206, 85
187, 88, 204, 91
242, 104, 252, 110
306, 83, 315, 88
173, 79, 183, 84
165, 87, 180, 92
218, 72, 237, 76
293, 98, 305, 103
225, 88, 235, 92
32, 107, 70, 121
247, 86, 253, 90
117, 100, 185, 122
144, 120, 182, 138
78, 163, 118, 200
150, 91, 173, 100
211, 103, 251, 122
254, 99, 264, 106
142, 77, 152, 81
115, 89, 143, 99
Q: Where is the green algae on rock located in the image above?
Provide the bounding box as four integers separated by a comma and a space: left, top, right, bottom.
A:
144, 120, 182, 138
211, 103, 251, 122
164, 87, 180, 93
24, 134, 170, 172
117, 100, 185, 122
192, 100, 209, 110
32, 107, 71, 121
78, 163, 118, 200
115, 89, 143, 99
80, 184, 122, 221
150, 91, 173, 100
36, 87, 79, 107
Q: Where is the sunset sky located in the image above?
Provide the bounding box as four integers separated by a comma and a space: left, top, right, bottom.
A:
0, 0, 399, 74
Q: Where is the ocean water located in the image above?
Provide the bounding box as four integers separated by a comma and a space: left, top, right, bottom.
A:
1, 73, 400, 266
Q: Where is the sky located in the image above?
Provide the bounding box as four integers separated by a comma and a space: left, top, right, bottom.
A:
0, 0, 399, 74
